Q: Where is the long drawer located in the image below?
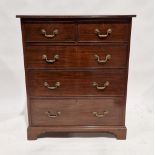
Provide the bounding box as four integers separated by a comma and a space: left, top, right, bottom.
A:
31, 98, 125, 126
25, 45, 128, 69
27, 70, 126, 97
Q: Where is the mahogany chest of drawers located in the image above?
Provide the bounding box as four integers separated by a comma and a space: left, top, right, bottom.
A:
17, 15, 136, 140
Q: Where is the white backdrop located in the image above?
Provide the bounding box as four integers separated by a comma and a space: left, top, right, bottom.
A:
0, 0, 153, 155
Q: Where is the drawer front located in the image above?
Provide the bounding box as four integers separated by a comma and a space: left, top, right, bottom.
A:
25, 45, 128, 69
23, 23, 76, 42
78, 23, 130, 42
27, 70, 126, 97
77, 45, 128, 68
31, 98, 125, 126
25, 46, 76, 68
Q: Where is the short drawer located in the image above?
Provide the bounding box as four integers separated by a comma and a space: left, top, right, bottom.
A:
77, 45, 128, 68
24, 46, 76, 68
27, 70, 126, 97
25, 45, 128, 69
31, 98, 125, 126
78, 23, 130, 42
23, 23, 76, 42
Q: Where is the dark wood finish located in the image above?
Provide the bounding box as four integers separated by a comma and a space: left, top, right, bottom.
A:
25, 45, 128, 69
25, 46, 76, 68
77, 45, 128, 68
27, 70, 126, 97
17, 15, 136, 140
24, 23, 76, 42
31, 98, 125, 126
27, 126, 127, 140
78, 23, 130, 42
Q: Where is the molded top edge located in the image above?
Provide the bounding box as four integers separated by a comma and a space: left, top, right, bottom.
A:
16, 15, 136, 19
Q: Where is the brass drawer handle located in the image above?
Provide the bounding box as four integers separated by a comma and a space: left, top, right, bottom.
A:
41, 29, 58, 38
42, 54, 59, 63
45, 111, 61, 118
93, 81, 109, 90
93, 111, 109, 118
94, 54, 111, 63
95, 28, 112, 38
44, 81, 60, 90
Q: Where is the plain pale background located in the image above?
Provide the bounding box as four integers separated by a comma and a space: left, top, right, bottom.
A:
0, 0, 153, 155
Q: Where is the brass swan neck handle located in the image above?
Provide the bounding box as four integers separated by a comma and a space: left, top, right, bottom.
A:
45, 111, 61, 118
95, 28, 112, 38
94, 54, 111, 63
44, 81, 60, 90
93, 81, 109, 90
41, 29, 58, 38
42, 54, 59, 63
93, 111, 109, 118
